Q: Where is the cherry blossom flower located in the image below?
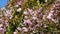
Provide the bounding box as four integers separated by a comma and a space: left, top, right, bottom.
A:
0, 24, 3, 28
43, 24, 48, 28
23, 19, 32, 25
14, 30, 18, 34
17, 8, 22, 12
23, 11, 28, 15
47, 12, 53, 19
0, 28, 5, 34
32, 16, 37, 20
14, 5, 19, 7
17, 27, 21, 31
24, 16, 28, 19
22, 27, 28, 32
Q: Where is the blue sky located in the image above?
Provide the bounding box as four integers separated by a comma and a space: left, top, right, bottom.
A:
0, 0, 9, 8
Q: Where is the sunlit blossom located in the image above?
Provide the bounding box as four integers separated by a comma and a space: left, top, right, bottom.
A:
22, 27, 28, 32
17, 8, 22, 12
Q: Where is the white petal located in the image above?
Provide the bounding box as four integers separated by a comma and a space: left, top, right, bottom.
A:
14, 5, 19, 7
17, 8, 21, 12
23, 11, 28, 15
0, 24, 3, 28
32, 16, 37, 20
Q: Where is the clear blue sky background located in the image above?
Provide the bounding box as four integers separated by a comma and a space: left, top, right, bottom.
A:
0, 0, 9, 8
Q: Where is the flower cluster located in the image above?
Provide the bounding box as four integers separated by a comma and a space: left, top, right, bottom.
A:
0, 0, 60, 34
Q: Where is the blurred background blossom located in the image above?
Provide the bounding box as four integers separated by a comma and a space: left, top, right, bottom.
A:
0, 0, 60, 34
